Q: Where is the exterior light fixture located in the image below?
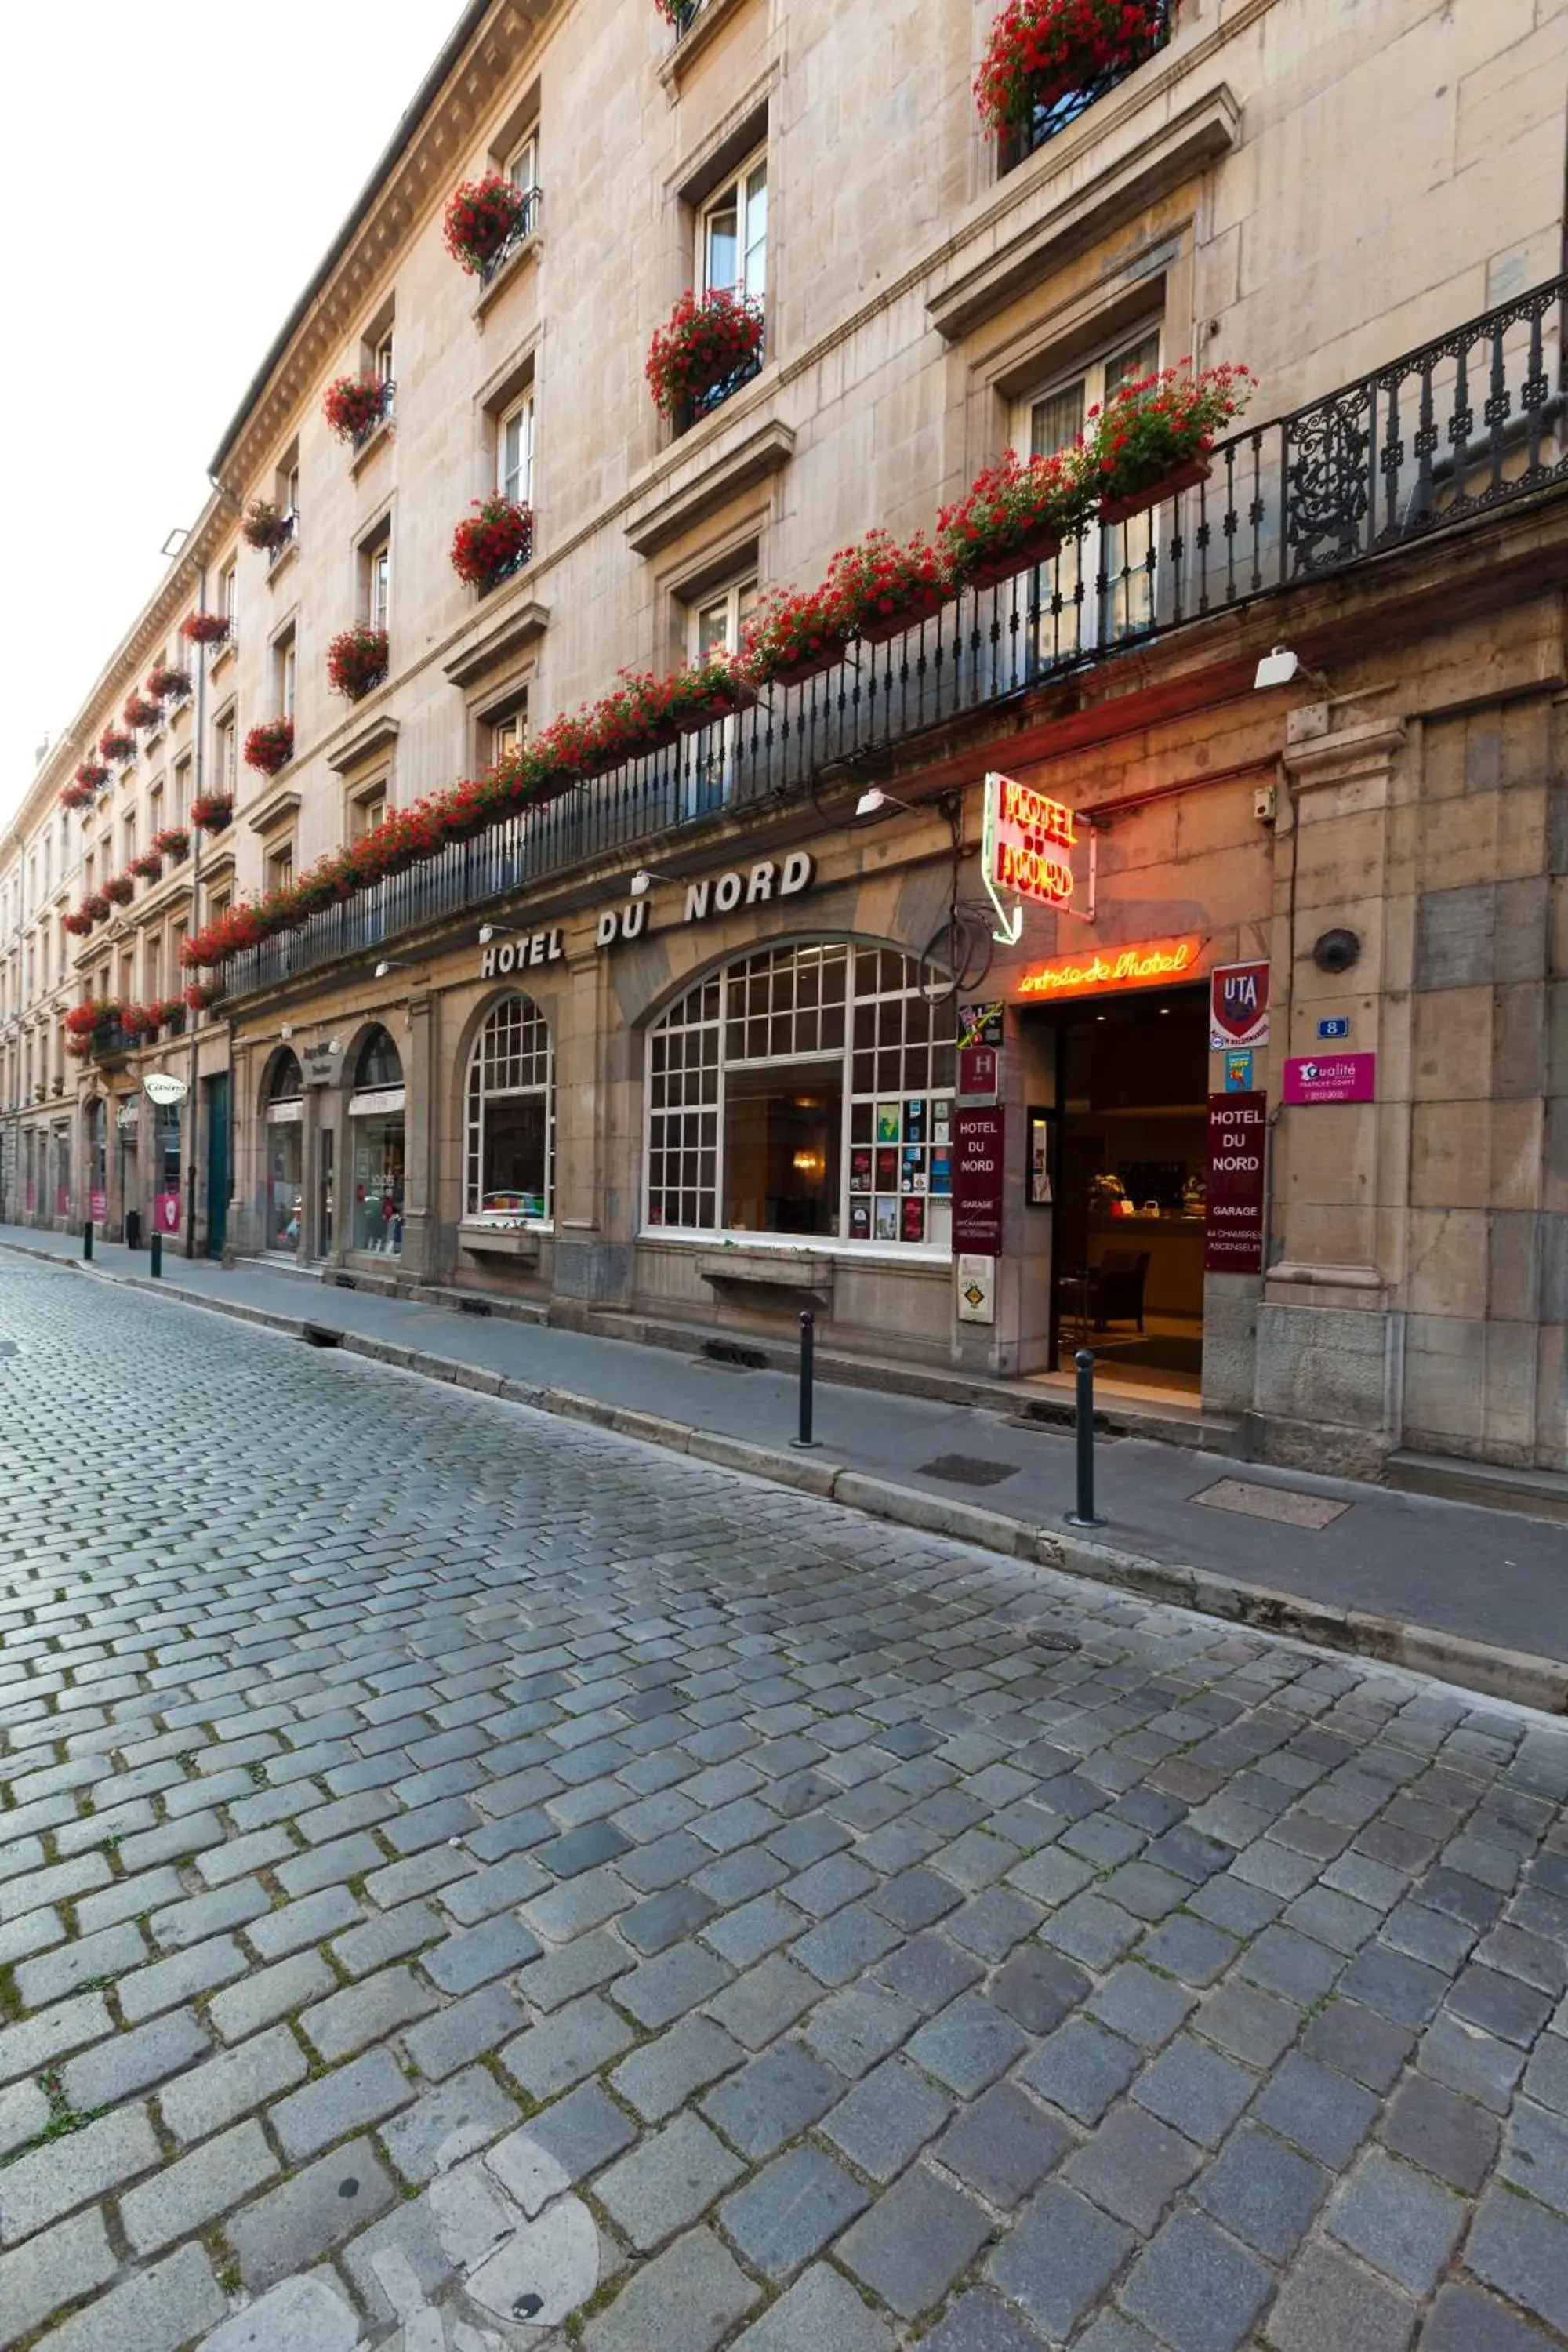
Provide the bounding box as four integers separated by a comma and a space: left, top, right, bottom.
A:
1254, 644, 1329, 691
630, 866, 681, 897
373, 959, 407, 980
477, 923, 519, 945
855, 786, 920, 818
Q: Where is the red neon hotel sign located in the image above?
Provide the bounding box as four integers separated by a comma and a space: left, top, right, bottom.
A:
1015, 935, 1204, 1000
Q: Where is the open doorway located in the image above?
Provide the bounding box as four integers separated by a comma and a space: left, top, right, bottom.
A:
1029, 982, 1208, 1398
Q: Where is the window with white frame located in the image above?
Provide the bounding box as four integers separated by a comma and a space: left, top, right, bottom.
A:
645, 941, 956, 1250
700, 150, 767, 303
173, 753, 191, 822
498, 391, 535, 508
465, 993, 555, 1221
686, 572, 758, 663
361, 529, 391, 635
508, 129, 539, 220
351, 785, 387, 840
273, 627, 297, 723
373, 328, 394, 387
1023, 326, 1161, 464
1017, 324, 1163, 648
213, 712, 237, 798
219, 559, 238, 635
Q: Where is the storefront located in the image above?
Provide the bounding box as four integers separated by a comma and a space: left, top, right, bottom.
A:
465, 993, 554, 1223
263, 1051, 305, 1253
348, 1026, 405, 1257
115, 1096, 140, 1238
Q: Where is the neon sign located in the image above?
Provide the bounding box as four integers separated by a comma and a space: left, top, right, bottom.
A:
1015, 935, 1203, 1000
981, 771, 1094, 944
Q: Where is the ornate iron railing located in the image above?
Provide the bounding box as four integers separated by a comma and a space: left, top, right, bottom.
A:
479, 187, 543, 287
266, 510, 299, 567
678, 335, 765, 432
352, 383, 395, 452
1003, 0, 1174, 171
224, 274, 1567, 1003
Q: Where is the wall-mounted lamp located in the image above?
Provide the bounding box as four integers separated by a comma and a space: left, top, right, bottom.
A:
372, 960, 407, 980
630, 866, 681, 898
855, 786, 916, 818
1254, 644, 1329, 693
477, 923, 518, 946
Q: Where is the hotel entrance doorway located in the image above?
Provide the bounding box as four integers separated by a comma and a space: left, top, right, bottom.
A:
1029, 982, 1209, 1397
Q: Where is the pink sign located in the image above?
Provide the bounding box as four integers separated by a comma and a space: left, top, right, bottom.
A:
89, 1189, 107, 1224
154, 1190, 182, 1234
56, 1185, 69, 1216
1284, 1051, 1376, 1105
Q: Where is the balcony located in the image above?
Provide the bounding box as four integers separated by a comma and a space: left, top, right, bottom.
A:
478, 187, 543, 292
224, 274, 1568, 1004
1000, 0, 1174, 175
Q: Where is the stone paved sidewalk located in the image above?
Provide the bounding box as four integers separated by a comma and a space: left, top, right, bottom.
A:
2, 1254, 1566, 2349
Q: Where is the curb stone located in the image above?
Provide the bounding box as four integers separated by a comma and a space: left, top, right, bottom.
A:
6, 1242, 1565, 1717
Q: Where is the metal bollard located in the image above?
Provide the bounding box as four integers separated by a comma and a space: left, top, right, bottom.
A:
791, 1308, 818, 1450
1065, 1348, 1106, 1528
82, 1220, 93, 1263
150, 1232, 162, 1280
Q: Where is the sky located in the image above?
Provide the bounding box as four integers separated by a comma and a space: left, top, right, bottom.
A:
0, 2, 462, 831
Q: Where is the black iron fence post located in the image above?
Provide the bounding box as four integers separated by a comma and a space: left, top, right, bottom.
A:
1065, 1348, 1106, 1529
82, 1220, 93, 1263
792, 1309, 817, 1450
150, 1232, 162, 1280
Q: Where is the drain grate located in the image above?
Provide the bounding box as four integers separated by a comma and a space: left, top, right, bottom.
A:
918, 1454, 1020, 1489
459, 1296, 493, 1316
702, 1338, 768, 1370
301, 1323, 343, 1349
1192, 1476, 1348, 1530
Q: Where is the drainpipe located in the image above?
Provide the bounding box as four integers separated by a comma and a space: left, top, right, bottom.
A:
186, 568, 206, 1258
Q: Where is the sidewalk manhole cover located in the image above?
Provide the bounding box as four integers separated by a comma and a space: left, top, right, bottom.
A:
919, 1453, 1019, 1488
1192, 1476, 1348, 1530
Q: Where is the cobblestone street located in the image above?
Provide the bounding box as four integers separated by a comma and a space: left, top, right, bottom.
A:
2, 1254, 1566, 2350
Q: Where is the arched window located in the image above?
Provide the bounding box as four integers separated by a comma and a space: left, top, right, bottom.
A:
466, 993, 554, 1221
349, 1025, 405, 1255
263, 1050, 304, 1253
645, 939, 956, 1250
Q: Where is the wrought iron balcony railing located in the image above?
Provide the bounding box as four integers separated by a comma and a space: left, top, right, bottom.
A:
678, 335, 765, 434
352, 384, 395, 452
267, 510, 299, 567
1002, 0, 1174, 172
224, 274, 1567, 1004
480, 187, 543, 286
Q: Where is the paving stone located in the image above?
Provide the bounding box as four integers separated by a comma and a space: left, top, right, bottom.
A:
874, 1931, 985, 2016
1421, 2282, 1568, 2351
525, 2078, 638, 2182
1064, 2101, 1203, 2233
0, 2104, 160, 2245
838, 2161, 995, 2321
906, 1992, 1030, 2096
1325, 2145, 1465, 2295
1264, 2241, 1417, 2352
1119, 2205, 1273, 2352
0, 2207, 118, 2343
1019, 2016, 1142, 2125
986, 2181, 1134, 2341
15, 1919, 147, 2008
420, 1911, 542, 1995
32, 2239, 224, 2352
1381, 2071, 1500, 2192
989, 1944, 1091, 2035
404, 1980, 526, 2081
1301, 1998, 1415, 2092
501, 1993, 636, 2100
148, 1878, 273, 1951
1132, 2034, 1257, 2147
1088, 1962, 1197, 2049
118, 1933, 249, 2023
330, 1899, 444, 1978
1190, 2119, 1327, 2258
596, 2108, 744, 2251
299, 1963, 437, 2061
1191, 1980, 1301, 2068
821, 2056, 953, 2181
59, 2007, 210, 2113
1340, 1942, 1450, 2027
118, 2118, 278, 2253
937, 2080, 1072, 2209
1462, 2187, 1568, 2336
720, 2141, 870, 2278
0, 2077, 49, 2160
730, 2260, 898, 2352
515, 1927, 626, 2012
226, 2136, 395, 2290
158, 2023, 309, 2143
246, 1883, 364, 1961
615, 1938, 734, 2028
946, 1886, 1044, 1962
916, 2288, 1058, 2350
1418, 2011, 1527, 2113
380, 2065, 521, 2180
583, 2224, 760, 2352
702, 2039, 843, 2159
270, 2045, 414, 2161
790, 1900, 903, 1987
1446, 1962, 1556, 2047
611, 2014, 745, 2122
1040, 1890, 1145, 1969
707, 1955, 819, 2049
1138, 1913, 1240, 1987
1252, 2050, 1381, 2165
209, 1949, 336, 2045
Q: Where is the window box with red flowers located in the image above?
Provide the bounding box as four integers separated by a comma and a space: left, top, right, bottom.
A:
646, 287, 765, 428
147, 997, 186, 1036
327, 626, 390, 702
825, 529, 956, 644
103, 874, 135, 907
323, 373, 394, 449
180, 609, 230, 648
444, 173, 534, 279
123, 693, 162, 732
740, 583, 854, 689
976, 0, 1173, 158
1088, 360, 1254, 521
152, 826, 191, 862
663, 652, 758, 735
183, 980, 222, 1013
450, 497, 534, 594
130, 851, 164, 884
147, 661, 192, 702
100, 727, 136, 764
63, 906, 94, 937
120, 1004, 154, 1042
190, 794, 235, 833
241, 499, 296, 555
938, 446, 1098, 587
64, 1000, 121, 1046
84, 891, 111, 924
59, 775, 98, 813
243, 720, 294, 778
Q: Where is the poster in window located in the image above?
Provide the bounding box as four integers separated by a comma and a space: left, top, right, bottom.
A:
930, 1148, 953, 1197
902, 1146, 926, 1193
1026, 1108, 1054, 1208
875, 1145, 899, 1189
901, 1196, 927, 1244
873, 1197, 898, 1241
875, 1102, 901, 1143
932, 1098, 953, 1145
849, 1199, 871, 1240
849, 1147, 873, 1192
903, 1099, 925, 1145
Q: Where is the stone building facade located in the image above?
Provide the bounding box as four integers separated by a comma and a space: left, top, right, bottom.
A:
3, 0, 1566, 1483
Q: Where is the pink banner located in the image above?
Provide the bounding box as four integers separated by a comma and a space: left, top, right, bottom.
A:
1283, 1051, 1376, 1105
89, 1189, 107, 1224
154, 1190, 182, 1234
55, 1185, 69, 1217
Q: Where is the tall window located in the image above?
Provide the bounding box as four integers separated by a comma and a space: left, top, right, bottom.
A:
488, 702, 527, 767
350, 1025, 405, 1256
122, 812, 137, 867
1025, 328, 1161, 465
688, 573, 757, 664
213, 715, 236, 798
351, 786, 387, 840
700, 151, 767, 303
499, 392, 535, 508
466, 993, 554, 1221
219, 560, 238, 639
361, 531, 391, 634
373, 328, 394, 396
266, 840, 293, 895
173, 754, 191, 822
144, 935, 161, 1004
264, 1050, 304, 1252
1024, 326, 1162, 646
274, 627, 297, 723
645, 942, 956, 1250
